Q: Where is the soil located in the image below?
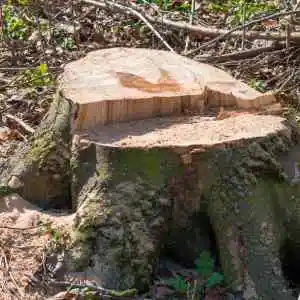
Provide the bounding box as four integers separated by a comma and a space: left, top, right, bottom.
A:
0, 194, 73, 300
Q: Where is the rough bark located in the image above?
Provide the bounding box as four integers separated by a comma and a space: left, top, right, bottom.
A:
1, 91, 74, 208
69, 144, 184, 291
198, 133, 297, 300
67, 113, 300, 299
2, 93, 300, 299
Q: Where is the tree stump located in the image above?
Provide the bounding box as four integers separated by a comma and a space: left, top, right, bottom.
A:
2, 48, 300, 299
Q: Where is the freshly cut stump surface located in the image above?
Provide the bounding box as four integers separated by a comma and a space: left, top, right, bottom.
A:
60, 47, 277, 130
81, 114, 288, 148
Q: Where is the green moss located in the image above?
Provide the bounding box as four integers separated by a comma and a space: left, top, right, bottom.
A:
25, 132, 56, 165
108, 148, 182, 187
202, 135, 298, 298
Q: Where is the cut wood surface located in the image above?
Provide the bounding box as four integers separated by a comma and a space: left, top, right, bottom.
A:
59, 48, 277, 131
81, 114, 288, 148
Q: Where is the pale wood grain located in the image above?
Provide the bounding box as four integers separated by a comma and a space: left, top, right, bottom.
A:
59, 48, 277, 131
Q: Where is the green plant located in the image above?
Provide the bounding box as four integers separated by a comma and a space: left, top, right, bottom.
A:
136, 0, 191, 12
195, 250, 214, 278
248, 78, 266, 92
207, 0, 277, 25
39, 221, 70, 250
158, 251, 224, 299
60, 37, 75, 50
206, 272, 224, 288
194, 251, 224, 287
0, 186, 14, 197
159, 275, 189, 294
3, 4, 30, 40
8, 0, 30, 6
23, 63, 52, 87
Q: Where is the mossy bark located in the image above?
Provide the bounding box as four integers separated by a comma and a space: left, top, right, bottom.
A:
68, 123, 299, 299
2, 91, 74, 208
200, 133, 298, 300
69, 143, 186, 291
3, 92, 300, 299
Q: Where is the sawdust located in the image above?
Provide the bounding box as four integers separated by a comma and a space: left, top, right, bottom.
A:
0, 194, 74, 300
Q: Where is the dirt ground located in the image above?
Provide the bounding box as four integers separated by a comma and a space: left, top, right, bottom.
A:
0, 193, 73, 300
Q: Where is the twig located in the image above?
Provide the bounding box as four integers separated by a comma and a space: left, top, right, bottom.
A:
82, 1, 300, 54
8, 271, 24, 299
241, 0, 246, 50
0, 222, 51, 230
183, 0, 195, 54
5, 113, 35, 134
185, 9, 300, 55
0, 226, 38, 230
0, 66, 61, 71
95, 1, 300, 52
82, 0, 175, 52
195, 42, 286, 63
10, 244, 44, 249
50, 280, 137, 299
0, 247, 24, 299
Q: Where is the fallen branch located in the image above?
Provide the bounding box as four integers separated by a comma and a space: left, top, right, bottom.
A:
5, 113, 35, 134
184, 9, 300, 54
195, 42, 286, 63
0, 66, 61, 71
0, 222, 52, 230
49, 280, 137, 299
46, 290, 134, 300
83, 0, 175, 52
145, 8, 300, 55
82, 0, 300, 54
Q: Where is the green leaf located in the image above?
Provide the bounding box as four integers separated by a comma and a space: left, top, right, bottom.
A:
194, 251, 214, 277
54, 230, 61, 241
206, 272, 224, 288
159, 275, 188, 293
0, 186, 14, 197
37, 63, 48, 75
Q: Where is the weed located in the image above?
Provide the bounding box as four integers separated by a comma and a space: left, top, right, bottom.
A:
0, 186, 14, 197
3, 4, 30, 40
248, 78, 266, 92
206, 272, 224, 289
60, 37, 75, 50
207, 0, 277, 25
39, 221, 70, 251
195, 250, 214, 278
22, 63, 52, 87
158, 251, 224, 299
159, 275, 189, 294
136, 0, 191, 12
7, 0, 30, 6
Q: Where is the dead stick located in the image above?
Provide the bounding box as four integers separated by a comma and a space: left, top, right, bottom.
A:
195, 42, 285, 63
0, 222, 52, 230
82, 1, 300, 51
185, 9, 300, 55
83, 0, 175, 53
147, 8, 300, 41
183, 0, 195, 54
5, 114, 35, 134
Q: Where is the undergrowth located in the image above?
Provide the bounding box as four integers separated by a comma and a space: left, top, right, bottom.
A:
158, 251, 225, 299
207, 0, 277, 25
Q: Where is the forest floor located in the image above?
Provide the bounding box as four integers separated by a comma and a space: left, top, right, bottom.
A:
1, 0, 300, 299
